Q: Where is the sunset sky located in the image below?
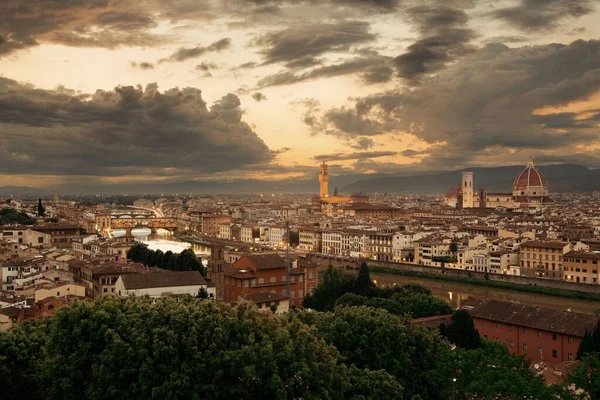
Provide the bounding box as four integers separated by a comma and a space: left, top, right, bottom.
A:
1, 0, 600, 190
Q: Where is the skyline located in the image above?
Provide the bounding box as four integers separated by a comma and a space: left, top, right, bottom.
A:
1, 0, 600, 190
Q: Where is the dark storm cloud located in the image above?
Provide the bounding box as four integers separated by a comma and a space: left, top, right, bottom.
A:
315, 39, 600, 169
350, 137, 375, 150
252, 92, 267, 102
401, 149, 427, 157
393, 5, 476, 83
0, 0, 163, 56
254, 20, 377, 66
257, 55, 392, 88
160, 38, 232, 63
0, 77, 272, 177
130, 61, 155, 70
314, 151, 396, 162
211, 93, 243, 123
491, 0, 597, 32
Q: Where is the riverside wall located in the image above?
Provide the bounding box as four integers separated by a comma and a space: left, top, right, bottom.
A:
306, 253, 600, 295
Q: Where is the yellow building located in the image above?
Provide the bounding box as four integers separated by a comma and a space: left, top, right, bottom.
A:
563, 251, 600, 284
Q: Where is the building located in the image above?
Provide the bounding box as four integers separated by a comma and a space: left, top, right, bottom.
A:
80, 261, 146, 297
563, 250, 600, 284
30, 224, 84, 249
268, 226, 288, 249
519, 241, 569, 280
115, 271, 212, 298
298, 227, 322, 252
456, 159, 554, 210
222, 254, 318, 308
319, 161, 329, 198
239, 292, 290, 314
201, 215, 232, 236
463, 298, 598, 363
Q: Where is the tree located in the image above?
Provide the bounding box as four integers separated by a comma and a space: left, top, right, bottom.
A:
449, 240, 458, 255
303, 266, 355, 311
197, 287, 209, 299
0, 297, 397, 400
570, 353, 600, 400
407, 252, 415, 262
441, 310, 481, 349
297, 305, 453, 399
162, 250, 173, 269
578, 329, 595, 359
354, 263, 374, 297
167, 252, 179, 271
37, 198, 45, 218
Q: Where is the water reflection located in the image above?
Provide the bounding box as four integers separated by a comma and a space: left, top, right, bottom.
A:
369, 271, 600, 315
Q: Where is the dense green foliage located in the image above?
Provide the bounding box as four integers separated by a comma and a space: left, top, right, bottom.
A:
0, 208, 35, 225
0, 297, 404, 400
335, 291, 452, 319
127, 243, 206, 276
570, 353, 600, 399
440, 310, 482, 349
303, 265, 451, 318
370, 265, 600, 302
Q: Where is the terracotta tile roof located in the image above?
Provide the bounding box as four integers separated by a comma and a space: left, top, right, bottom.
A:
121, 271, 206, 290
462, 298, 598, 337
241, 254, 287, 270
520, 240, 568, 249
240, 292, 289, 304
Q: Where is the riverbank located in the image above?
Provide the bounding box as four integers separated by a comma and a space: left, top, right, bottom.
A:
368, 265, 600, 303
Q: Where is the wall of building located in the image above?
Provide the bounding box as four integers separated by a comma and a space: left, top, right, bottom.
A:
306, 254, 600, 294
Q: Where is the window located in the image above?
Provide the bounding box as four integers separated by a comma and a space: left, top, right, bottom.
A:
270, 277, 276, 283
495, 322, 500, 329
48, 305, 54, 310
258, 278, 264, 284
552, 350, 558, 358
568, 353, 573, 361
509, 340, 514, 348
508, 325, 513, 332
537, 347, 543, 356
523, 343, 528, 352
103, 288, 108, 293
56, 291, 60, 296
552, 332, 557, 341
568, 336, 573, 344
537, 330, 542, 338
523, 327, 527, 334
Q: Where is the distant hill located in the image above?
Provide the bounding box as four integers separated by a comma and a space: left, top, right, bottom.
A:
343, 164, 600, 194
0, 186, 46, 197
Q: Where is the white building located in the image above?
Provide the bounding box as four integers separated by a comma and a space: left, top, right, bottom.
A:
115, 271, 213, 298
240, 225, 255, 243
322, 230, 342, 256
268, 226, 288, 249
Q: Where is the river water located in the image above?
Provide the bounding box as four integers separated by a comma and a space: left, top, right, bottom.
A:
368, 271, 600, 315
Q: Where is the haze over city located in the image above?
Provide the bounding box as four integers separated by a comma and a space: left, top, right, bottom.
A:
1, 0, 600, 193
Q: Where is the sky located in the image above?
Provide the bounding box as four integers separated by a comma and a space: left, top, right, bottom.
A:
1, 0, 600, 190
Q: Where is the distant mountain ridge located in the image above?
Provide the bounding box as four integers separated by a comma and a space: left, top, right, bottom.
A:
343, 164, 600, 194
1, 164, 598, 195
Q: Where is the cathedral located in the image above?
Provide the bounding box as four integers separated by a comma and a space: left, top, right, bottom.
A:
456, 159, 554, 210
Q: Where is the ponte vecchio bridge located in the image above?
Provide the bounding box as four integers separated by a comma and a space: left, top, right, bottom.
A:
110, 215, 181, 234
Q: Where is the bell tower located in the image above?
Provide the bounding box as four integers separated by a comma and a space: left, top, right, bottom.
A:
319, 162, 329, 198
208, 245, 225, 301
461, 172, 474, 208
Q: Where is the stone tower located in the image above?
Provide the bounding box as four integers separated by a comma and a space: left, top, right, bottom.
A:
319, 162, 329, 198
208, 245, 225, 301
461, 172, 474, 208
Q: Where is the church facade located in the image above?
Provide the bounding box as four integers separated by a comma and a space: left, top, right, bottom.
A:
457, 160, 554, 210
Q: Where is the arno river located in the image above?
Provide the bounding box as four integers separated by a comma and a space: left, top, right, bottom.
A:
368, 271, 600, 315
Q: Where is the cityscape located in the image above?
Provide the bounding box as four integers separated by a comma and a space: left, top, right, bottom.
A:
2, 0, 600, 399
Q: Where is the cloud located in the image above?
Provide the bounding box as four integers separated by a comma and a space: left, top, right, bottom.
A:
0, 77, 272, 178
0, 1, 163, 57
314, 151, 396, 161
393, 5, 476, 83
211, 93, 243, 123
130, 61, 155, 70
252, 92, 267, 102
257, 54, 392, 88
159, 38, 232, 63
315, 39, 600, 169
196, 62, 218, 71
350, 137, 375, 150
491, 0, 597, 32
254, 20, 377, 67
